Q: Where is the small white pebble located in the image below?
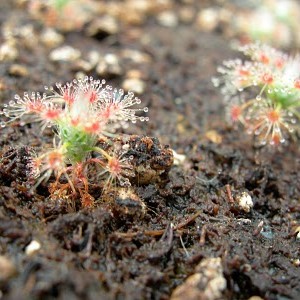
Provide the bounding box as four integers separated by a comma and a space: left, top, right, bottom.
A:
25, 240, 41, 256
8, 64, 29, 77
196, 8, 219, 31
87, 50, 100, 67
122, 78, 145, 94
0, 42, 18, 61
104, 53, 119, 65
172, 149, 186, 165
40, 28, 64, 48
86, 15, 119, 36
96, 53, 122, 76
74, 59, 93, 72
157, 11, 178, 27
121, 49, 151, 63
237, 218, 252, 224
50, 46, 81, 62
291, 258, 300, 267
236, 192, 253, 213
0, 255, 17, 281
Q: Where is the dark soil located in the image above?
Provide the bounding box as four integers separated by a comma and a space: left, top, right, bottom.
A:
0, 1, 299, 300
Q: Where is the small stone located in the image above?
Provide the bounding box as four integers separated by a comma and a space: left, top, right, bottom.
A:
171, 257, 226, 300
172, 149, 186, 165
0, 42, 18, 61
205, 130, 222, 144
8, 64, 29, 77
196, 8, 219, 32
74, 59, 94, 72
179, 7, 195, 24
40, 28, 64, 48
17, 24, 39, 49
0, 255, 17, 281
128, 136, 174, 185
110, 187, 147, 218
0, 79, 6, 92
87, 50, 101, 68
237, 218, 252, 225
96, 53, 122, 76
236, 192, 253, 213
121, 49, 152, 63
122, 78, 145, 94
157, 11, 178, 27
86, 15, 119, 37
126, 69, 143, 79
25, 240, 41, 256
50, 46, 81, 62
75, 72, 87, 81
291, 258, 300, 267
128, 0, 151, 12
292, 225, 300, 237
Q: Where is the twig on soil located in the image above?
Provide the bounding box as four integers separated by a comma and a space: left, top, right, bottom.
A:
199, 224, 208, 246
148, 223, 174, 260
176, 210, 202, 230
179, 234, 190, 258
196, 175, 218, 187
253, 220, 264, 236
114, 210, 202, 238
80, 223, 95, 258
225, 184, 234, 203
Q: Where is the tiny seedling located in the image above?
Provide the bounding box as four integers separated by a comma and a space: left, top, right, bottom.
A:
0, 76, 148, 206
213, 43, 300, 146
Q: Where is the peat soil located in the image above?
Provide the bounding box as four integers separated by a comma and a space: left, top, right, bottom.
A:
0, 1, 300, 300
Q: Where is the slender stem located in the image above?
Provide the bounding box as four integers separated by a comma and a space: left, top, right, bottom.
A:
92, 147, 112, 160
241, 98, 257, 110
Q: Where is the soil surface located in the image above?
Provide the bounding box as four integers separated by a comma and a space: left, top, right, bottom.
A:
0, 1, 299, 300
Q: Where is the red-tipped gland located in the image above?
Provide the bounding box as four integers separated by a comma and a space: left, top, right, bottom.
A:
294, 79, 300, 89
271, 133, 281, 145
63, 93, 74, 105
267, 109, 280, 124
262, 73, 273, 85
47, 151, 64, 170
70, 117, 80, 126
230, 105, 242, 122
108, 157, 122, 176
87, 91, 97, 103
43, 109, 61, 121
238, 68, 250, 77
275, 58, 284, 69
101, 104, 118, 120
27, 102, 44, 114
80, 191, 94, 208
84, 121, 101, 133
259, 53, 270, 64
31, 157, 42, 172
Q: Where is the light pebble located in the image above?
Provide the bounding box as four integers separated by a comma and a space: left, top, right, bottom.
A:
157, 11, 178, 27
25, 240, 41, 256
0, 255, 17, 281
196, 8, 219, 31
40, 28, 64, 48
50, 46, 81, 62
9, 64, 29, 77
0, 42, 18, 61
236, 192, 253, 213
122, 78, 145, 94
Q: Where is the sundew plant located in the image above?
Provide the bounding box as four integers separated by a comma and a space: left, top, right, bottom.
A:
213, 43, 300, 146
0, 77, 148, 207
29, 0, 95, 31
